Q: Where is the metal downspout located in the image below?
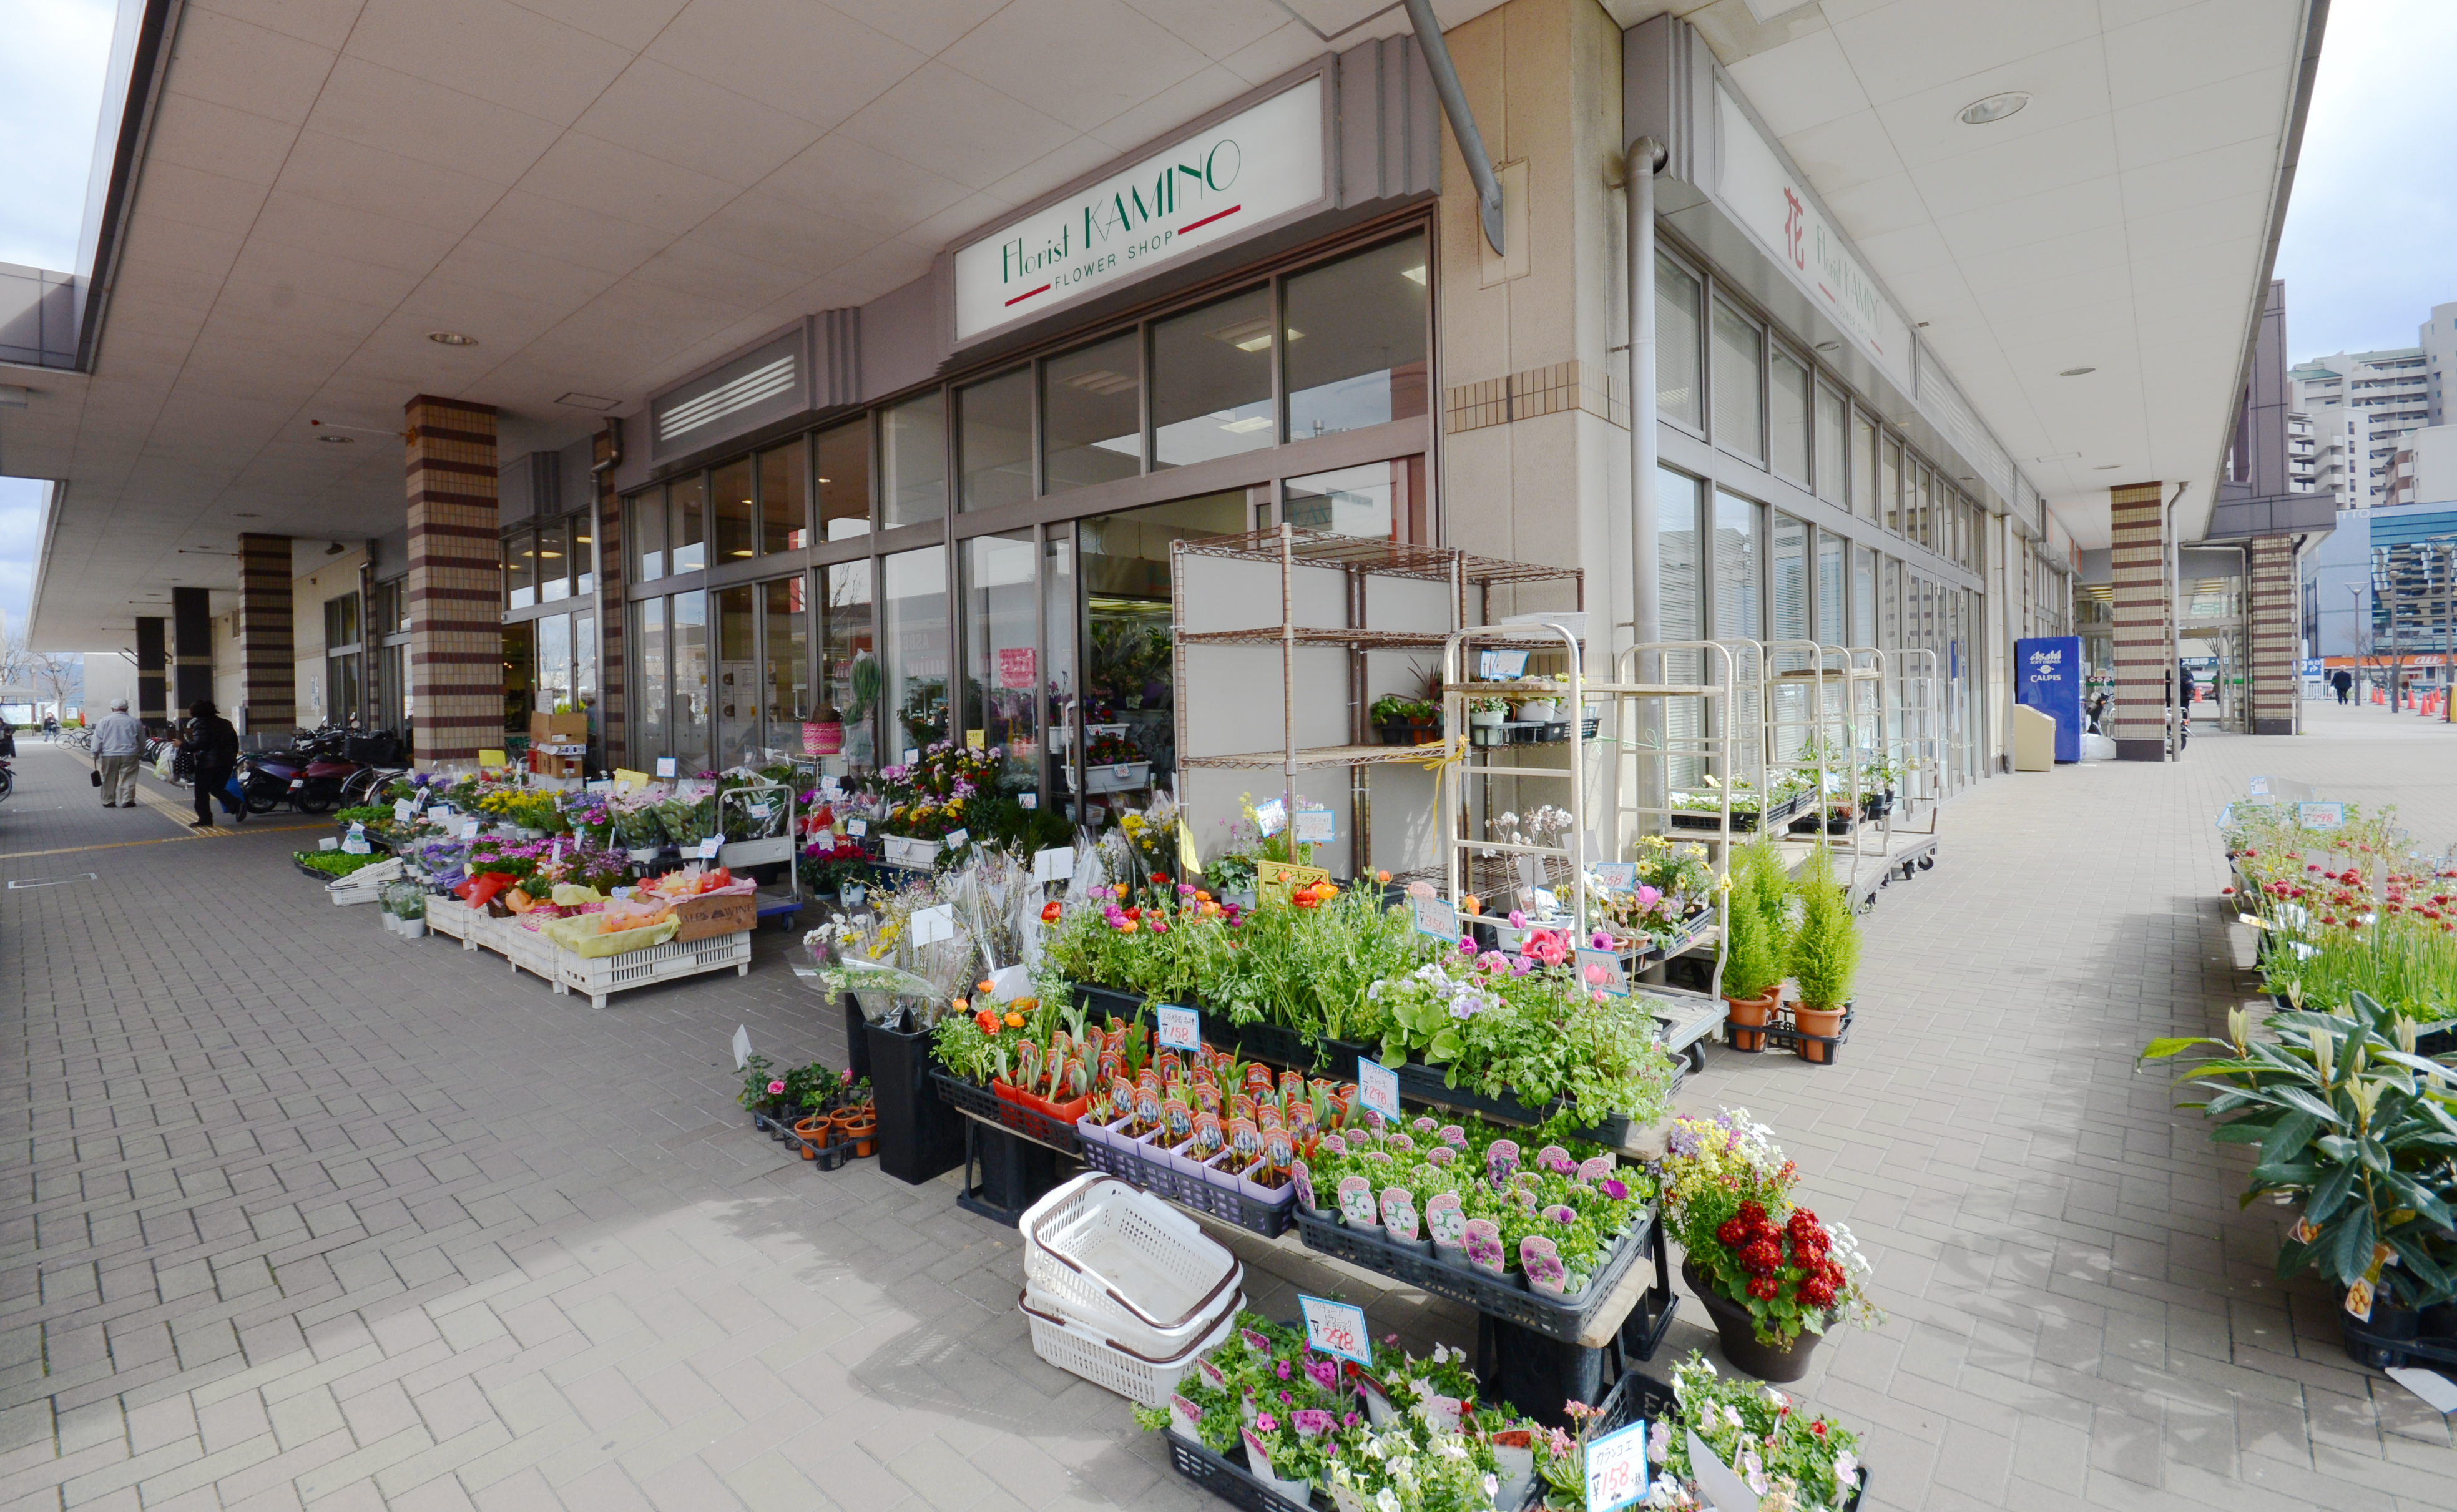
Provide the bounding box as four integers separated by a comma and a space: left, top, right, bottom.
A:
1627, 137, 1667, 811
1401, 0, 1506, 255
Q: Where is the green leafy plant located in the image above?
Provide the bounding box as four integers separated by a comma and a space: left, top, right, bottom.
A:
1719, 834, 1791, 1001
294, 850, 386, 878
1788, 842, 1860, 1011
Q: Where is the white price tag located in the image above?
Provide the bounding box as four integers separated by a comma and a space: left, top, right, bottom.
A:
1477, 648, 1529, 679
586, 779, 613, 795
1685, 1430, 1755, 1512
318, 837, 338, 852
697, 837, 723, 858
820, 777, 843, 799
912, 905, 956, 945
1411, 894, 1459, 942
1575, 946, 1628, 997
845, 818, 868, 837
1592, 863, 1638, 893
1584, 1420, 1650, 1512
748, 802, 771, 818
1293, 804, 1335, 844
393, 799, 414, 822
2298, 801, 2345, 829
2249, 775, 2270, 796
342, 837, 370, 854
1019, 792, 1037, 810
428, 805, 453, 824
551, 840, 563, 866
1254, 798, 1287, 837
1297, 1294, 1373, 1367
1156, 1004, 1200, 1051
732, 1025, 753, 1070
460, 820, 481, 840
943, 828, 969, 850
903, 748, 920, 765
1032, 846, 1075, 882
1357, 1056, 1400, 1123
655, 757, 678, 778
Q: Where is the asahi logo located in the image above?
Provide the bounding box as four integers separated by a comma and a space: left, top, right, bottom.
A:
954, 77, 1323, 341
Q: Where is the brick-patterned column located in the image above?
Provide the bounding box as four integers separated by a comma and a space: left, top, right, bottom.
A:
405, 395, 502, 765
238, 533, 295, 735
594, 458, 624, 767
2249, 533, 2298, 735
2107, 481, 2169, 761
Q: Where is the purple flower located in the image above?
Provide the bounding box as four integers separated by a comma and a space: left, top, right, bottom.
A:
1275, 1360, 1292, 1380
1293, 1408, 1335, 1436
1546, 1204, 1576, 1225
1591, 928, 1613, 948
1509, 957, 1534, 976
1601, 1177, 1629, 1201
1305, 1358, 1339, 1390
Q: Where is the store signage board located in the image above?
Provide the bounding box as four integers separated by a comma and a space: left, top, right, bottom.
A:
1357, 1056, 1400, 1122
954, 77, 1325, 342
1298, 1294, 1372, 1367
1157, 1004, 1201, 1051
1412, 894, 1460, 942
1713, 85, 1913, 395
1584, 1420, 1650, 1512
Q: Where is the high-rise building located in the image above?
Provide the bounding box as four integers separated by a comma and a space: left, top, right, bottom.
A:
2293, 300, 2457, 508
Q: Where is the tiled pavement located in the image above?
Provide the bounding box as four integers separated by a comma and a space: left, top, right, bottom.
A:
3, 711, 2455, 1511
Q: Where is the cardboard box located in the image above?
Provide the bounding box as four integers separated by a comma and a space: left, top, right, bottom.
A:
670, 891, 757, 942
529, 711, 590, 744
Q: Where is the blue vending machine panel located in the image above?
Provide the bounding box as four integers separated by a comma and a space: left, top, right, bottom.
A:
2016, 636, 2083, 763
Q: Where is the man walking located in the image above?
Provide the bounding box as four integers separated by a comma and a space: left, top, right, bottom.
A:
185, 700, 240, 828
91, 698, 145, 808
2331, 667, 2353, 705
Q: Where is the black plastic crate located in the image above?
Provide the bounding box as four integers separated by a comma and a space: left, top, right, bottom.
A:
929, 1071, 1084, 1156
1723, 1006, 1856, 1063
1291, 1204, 1655, 1342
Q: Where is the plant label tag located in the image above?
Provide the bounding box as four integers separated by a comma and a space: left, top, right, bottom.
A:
460, 820, 481, 840
732, 1026, 753, 1069
1297, 1294, 1372, 1367
1576, 946, 1628, 997
943, 828, 969, 850
1685, 1430, 1753, 1512
1584, 1419, 1650, 1512
1357, 1057, 1400, 1123
551, 840, 562, 866
1157, 1004, 1200, 1052
1256, 860, 1330, 903
1411, 894, 1460, 942
748, 802, 770, 818
1020, 792, 1037, 810
845, 819, 868, 837
2249, 776, 2270, 795
318, 837, 338, 852
428, 805, 453, 824
912, 905, 955, 945
820, 777, 843, 798
1592, 863, 1637, 893
696, 838, 722, 858
1293, 804, 1335, 843
586, 779, 613, 795
903, 748, 920, 765
2215, 803, 2234, 830
393, 798, 414, 822
2299, 801, 2345, 829
1477, 648, 1529, 680
1254, 798, 1287, 837
655, 757, 677, 778
1032, 846, 1074, 882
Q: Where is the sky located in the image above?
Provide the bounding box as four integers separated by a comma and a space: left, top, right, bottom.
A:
2272, 0, 2457, 362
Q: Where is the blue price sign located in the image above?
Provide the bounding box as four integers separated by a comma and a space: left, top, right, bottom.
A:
1592, 863, 1637, 893
1357, 1057, 1400, 1122
1411, 894, 1460, 942
1574, 946, 1628, 997
1298, 1294, 1372, 1366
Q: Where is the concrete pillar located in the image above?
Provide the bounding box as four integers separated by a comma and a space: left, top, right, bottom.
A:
237, 533, 295, 734
594, 437, 625, 766
404, 395, 501, 765
2249, 533, 2299, 734
2108, 481, 2170, 760
172, 586, 213, 714
135, 616, 167, 726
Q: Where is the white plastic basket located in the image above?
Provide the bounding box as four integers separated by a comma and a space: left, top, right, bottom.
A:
1018, 1287, 1237, 1407
1021, 1176, 1242, 1352
551, 930, 752, 1008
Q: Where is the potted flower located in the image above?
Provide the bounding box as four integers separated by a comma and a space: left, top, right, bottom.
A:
1720, 835, 1790, 1050
1661, 1108, 1881, 1381
1513, 674, 1567, 724
1648, 1352, 1866, 1511
1787, 842, 1860, 1063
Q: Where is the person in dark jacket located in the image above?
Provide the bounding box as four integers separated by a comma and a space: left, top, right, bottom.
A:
184, 700, 240, 827
2332, 667, 2353, 705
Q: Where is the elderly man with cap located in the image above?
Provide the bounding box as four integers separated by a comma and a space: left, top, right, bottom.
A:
91, 697, 147, 808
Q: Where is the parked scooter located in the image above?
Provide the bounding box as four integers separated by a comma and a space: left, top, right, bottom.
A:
238, 724, 365, 813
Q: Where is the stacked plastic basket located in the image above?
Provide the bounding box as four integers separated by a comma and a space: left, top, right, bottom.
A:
1018, 1175, 1244, 1406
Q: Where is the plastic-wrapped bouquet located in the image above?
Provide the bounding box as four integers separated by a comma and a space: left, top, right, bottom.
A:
608, 791, 667, 853
652, 783, 719, 848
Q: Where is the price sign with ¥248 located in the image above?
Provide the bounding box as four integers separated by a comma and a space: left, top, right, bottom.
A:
1297, 1294, 1372, 1367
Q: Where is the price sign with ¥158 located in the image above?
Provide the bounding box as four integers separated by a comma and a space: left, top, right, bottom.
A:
1583, 1419, 1650, 1512
1156, 1004, 1200, 1052
1297, 1294, 1372, 1367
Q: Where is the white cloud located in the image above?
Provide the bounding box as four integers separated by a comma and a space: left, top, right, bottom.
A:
0, 0, 119, 271
2275, 0, 2457, 360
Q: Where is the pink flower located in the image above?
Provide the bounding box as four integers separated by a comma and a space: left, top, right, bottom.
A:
1591, 929, 1613, 949
1254, 1412, 1278, 1433
1275, 1360, 1292, 1380
1508, 910, 1527, 928
1584, 963, 1611, 986
767, 1081, 785, 1096
840, 1068, 855, 1084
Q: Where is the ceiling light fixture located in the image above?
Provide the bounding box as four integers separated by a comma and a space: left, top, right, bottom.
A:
428, 331, 478, 346
2092, 464, 2124, 471
2059, 366, 2096, 377
1959, 91, 2030, 126
2034, 451, 2081, 463
1813, 341, 1839, 353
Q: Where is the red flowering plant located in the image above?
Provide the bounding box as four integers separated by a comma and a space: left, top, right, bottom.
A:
1661, 1108, 1881, 1347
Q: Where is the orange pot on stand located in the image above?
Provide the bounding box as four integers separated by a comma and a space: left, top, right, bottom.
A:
1723, 987, 1781, 1052
1793, 1002, 1847, 1064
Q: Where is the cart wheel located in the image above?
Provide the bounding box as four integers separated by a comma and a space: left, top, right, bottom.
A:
1918, 855, 1935, 871
1685, 1043, 1708, 1074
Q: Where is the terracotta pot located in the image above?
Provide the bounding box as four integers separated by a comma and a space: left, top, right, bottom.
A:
1723, 988, 1780, 1052
1683, 1259, 1827, 1382
792, 1116, 831, 1157
1793, 1003, 1846, 1064
841, 1111, 878, 1157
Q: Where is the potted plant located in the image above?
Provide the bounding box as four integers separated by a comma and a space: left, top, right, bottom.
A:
1720, 835, 1790, 1051
1513, 674, 1567, 724
1788, 842, 1860, 1063
1370, 695, 1433, 745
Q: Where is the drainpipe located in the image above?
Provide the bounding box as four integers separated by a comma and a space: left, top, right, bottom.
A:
2165, 481, 2190, 758
1627, 137, 1667, 804
1401, 0, 1505, 256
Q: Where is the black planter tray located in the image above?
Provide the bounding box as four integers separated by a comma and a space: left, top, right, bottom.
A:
1074, 1124, 1295, 1238
2342, 1306, 2457, 1371
2267, 993, 2457, 1058
1389, 1061, 1632, 1148
929, 1071, 1084, 1156
1590, 1370, 1868, 1512
1292, 1202, 1658, 1342
1669, 789, 1809, 832
1724, 1006, 1856, 1063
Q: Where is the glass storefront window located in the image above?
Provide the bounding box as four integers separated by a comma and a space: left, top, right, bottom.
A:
1283, 459, 1424, 541
1880, 439, 1901, 535
630, 491, 665, 582
1657, 255, 1702, 431
537, 517, 570, 602
575, 514, 594, 594
882, 546, 949, 758
505, 528, 536, 609
765, 577, 808, 747
326, 654, 360, 725
1853, 411, 1877, 523
962, 531, 1039, 783
1850, 545, 1875, 647
1815, 385, 1845, 506
636, 597, 667, 760
760, 439, 807, 552
1042, 531, 1075, 805
1914, 468, 1933, 552
672, 589, 709, 770
1657, 468, 1703, 788
817, 418, 871, 541
713, 457, 755, 562
717, 584, 758, 767
1768, 351, 1810, 484
576, 611, 596, 700
670, 475, 707, 574
959, 366, 1033, 511
881, 394, 946, 526
1044, 333, 1142, 492
501, 620, 533, 737
1770, 511, 1808, 700
1152, 286, 1273, 469
1079, 493, 1247, 810
1713, 490, 1761, 639
1817, 529, 1845, 648
536, 614, 572, 712
820, 561, 876, 777
1284, 233, 1428, 441
1710, 300, 1763, 464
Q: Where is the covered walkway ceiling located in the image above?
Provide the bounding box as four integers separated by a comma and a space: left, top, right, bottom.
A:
15, 0, 2316, 647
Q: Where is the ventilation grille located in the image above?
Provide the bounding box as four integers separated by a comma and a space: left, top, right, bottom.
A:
657, 354, 797, 444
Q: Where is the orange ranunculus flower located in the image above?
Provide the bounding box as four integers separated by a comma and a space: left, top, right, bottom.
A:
1195, 890, 1211, 903
1041, 900, 1062, 922
1376, 870, 1391, 883
1463, 894, 1481, 914
974, 1009, 1001, 1034
1004, 1011, 1026, 1028
978, 979, 994, 994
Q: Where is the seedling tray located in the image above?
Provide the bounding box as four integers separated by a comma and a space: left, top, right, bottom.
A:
1291, 1204, 1656, 1342
1074, 1123, 1295, 1239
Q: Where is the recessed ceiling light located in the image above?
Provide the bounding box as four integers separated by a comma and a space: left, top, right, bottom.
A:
2034, 451, 2081, 463
318, 433, 355, 444
2059, 366, 2096, 377
428, 331, 478, 346
2092, 464, 2124, 471
1959, 91, 2031, 126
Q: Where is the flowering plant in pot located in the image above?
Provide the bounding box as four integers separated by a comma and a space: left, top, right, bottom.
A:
1636, 1352, 1865, 1511
1719, 835, 1791, 1051
1786, 842, 1860, 1063
1661, 1109, 1880, 1380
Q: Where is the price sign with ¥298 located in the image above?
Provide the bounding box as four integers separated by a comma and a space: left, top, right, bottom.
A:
1297, 1294, 1372, 1367
1583, 1418, 1650, 1512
